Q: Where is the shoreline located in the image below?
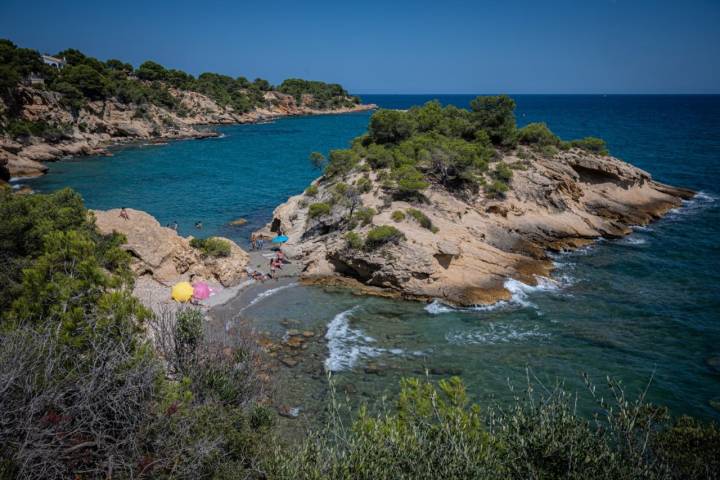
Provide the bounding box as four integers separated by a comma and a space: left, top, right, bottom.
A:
1, 92, 376, 181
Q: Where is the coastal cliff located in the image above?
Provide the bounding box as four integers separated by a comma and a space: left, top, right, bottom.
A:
0, 39, 375, 180
256, 98, 694, 307
0, 86, 374, 179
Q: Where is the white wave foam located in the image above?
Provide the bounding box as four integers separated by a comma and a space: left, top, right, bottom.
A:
425, 275, 571, 315
446, 322, 550, 345
241, 283, 297, 312
324, 307, 408, 372
618, 236, 647, 245
668, 191, 717, 218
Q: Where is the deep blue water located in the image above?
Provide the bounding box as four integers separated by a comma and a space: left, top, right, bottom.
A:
23, 95, 720, 419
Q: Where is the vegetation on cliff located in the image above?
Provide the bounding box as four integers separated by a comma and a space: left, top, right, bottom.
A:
0, 38, 361, 136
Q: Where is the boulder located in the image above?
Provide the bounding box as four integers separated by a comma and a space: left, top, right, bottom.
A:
93, 208, 248, 287
18, 144, 63, 162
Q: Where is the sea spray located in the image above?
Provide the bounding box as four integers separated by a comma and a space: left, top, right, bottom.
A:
324, 306, 410, 372
240, 282, 298, 312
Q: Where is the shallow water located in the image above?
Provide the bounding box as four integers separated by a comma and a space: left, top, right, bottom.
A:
24, 95, 720, 420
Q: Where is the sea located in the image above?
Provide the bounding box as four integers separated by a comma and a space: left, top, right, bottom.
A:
22, 95, 720, 420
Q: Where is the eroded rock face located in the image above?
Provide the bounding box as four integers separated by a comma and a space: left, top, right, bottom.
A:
93, 208, 248, 287
0, 86, 376, 179
257, 149, 693, 307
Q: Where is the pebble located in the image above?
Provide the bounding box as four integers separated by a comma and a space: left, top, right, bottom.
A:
281, 357, 299, 368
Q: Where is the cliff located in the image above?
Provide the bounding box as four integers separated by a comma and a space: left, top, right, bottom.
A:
0, 86, 375, 179
257, 147, 693, 307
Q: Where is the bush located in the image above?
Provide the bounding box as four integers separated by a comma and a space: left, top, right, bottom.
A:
485, 180, 509, 198
355, 176, 372, 193
345, 231, 363, 249
325, 149, 359, 178
364, 225, 405, 250
391, 210, 406, 222
391, 165, 429, 199
469, 95, 518, 147
406, 208, 435, 231
491, 161, 513, 183
570, 136, 609, 155
266, 376, 720, 480
308, 202, 331, 219
189, 237, 231, 258
305, 184, 319, 196
517, 122, 560, 147
353, 207, 376, 227
369, 110, 417, 144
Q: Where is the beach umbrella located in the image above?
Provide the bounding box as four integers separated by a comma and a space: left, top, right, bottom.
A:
192, 281, 211, 300
171, 281, 194, 302
272, 235, 289, 244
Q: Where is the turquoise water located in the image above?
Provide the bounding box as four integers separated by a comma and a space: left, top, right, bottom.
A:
24, 95, 720, 419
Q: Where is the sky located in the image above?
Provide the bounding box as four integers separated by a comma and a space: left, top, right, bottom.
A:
1, 0, 719, 94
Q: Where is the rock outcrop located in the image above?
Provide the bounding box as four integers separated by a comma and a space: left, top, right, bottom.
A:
1, 86, 376, 178
257, 148, 694, 307
93, 208, 248, 287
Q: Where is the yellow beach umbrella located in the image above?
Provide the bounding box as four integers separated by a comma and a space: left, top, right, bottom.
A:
171, 281, 194, 302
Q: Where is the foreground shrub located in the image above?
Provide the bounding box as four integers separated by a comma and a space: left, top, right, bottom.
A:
190, 237, 231, 258
353, 207, 376, 227
267, 376, 720, 480
391, 210, 406, 222
485, 180, 509, 198
364, 225, 405, 250
308, 202, 331, 219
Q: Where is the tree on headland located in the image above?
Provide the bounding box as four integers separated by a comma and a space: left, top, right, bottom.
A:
309, 151, 326, 169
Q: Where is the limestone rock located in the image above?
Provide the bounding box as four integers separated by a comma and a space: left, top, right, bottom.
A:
258, 149, 693, 307
93, 208, 248, 287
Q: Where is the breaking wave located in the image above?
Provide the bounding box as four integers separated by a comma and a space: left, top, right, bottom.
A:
446, 322, 550, 345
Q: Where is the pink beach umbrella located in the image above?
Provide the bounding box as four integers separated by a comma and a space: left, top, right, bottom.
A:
192, 281, 211, 300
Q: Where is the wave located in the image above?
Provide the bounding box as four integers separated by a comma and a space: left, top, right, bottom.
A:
324, 306, 408, 372
446, 322, 550, 345
241, 282, 297, 312
425, 275, 568, 315
668, 190, 717, 219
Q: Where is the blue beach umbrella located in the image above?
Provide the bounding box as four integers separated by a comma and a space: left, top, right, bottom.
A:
272, 235, 289, 244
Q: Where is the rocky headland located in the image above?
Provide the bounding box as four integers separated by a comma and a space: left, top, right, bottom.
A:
0, 86, 375, 180
255, 100, 694, 307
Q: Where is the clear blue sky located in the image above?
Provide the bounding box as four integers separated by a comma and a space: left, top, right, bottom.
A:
1, 0, 718, 93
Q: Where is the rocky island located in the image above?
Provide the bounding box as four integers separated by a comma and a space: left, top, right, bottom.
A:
0, 39, 375, 180
257, 97, 694, 307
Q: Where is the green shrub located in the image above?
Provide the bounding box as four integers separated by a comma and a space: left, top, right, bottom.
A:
334, 182, 349, 195
369, 109, 417, 144
391, 210, 406, 222
491, 162, 513, 183
517, 122, 560, 147
570, 136, 609, 155
308, 202, 331, 219
305, 184, 319, 196
353, 207, 376, 226
355, 176, 372, 193
406, 208, 435, 231
391, 165, 429, 198
190, 237, 231, 258
364, 225, 405, 250
485, 180, 509, 198
469, 95, 518, 147
325, 149, 359, 178
345, 231, 363, 249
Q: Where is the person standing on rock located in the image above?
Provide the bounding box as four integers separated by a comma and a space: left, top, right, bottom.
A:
257, 235, 264, 250
119, 207, 130, 220
250, 233, 257, 250
172, 221, 178, 231
195, 221, 203, 230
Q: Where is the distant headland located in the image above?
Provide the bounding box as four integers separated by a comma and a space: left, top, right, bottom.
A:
0, 38, 375, 180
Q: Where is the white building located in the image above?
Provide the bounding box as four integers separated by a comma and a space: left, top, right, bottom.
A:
41, 54, 66, 69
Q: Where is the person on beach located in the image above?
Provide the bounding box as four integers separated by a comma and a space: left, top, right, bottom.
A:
250, 233, 256, 250
119, 207, 130, 220
257, 236, 264, 250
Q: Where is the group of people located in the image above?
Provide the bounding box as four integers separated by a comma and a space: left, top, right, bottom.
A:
246, 250, 288, 283
249, 233, 265, 250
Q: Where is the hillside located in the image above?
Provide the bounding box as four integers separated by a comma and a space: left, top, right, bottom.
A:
0, 39, 374, 180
